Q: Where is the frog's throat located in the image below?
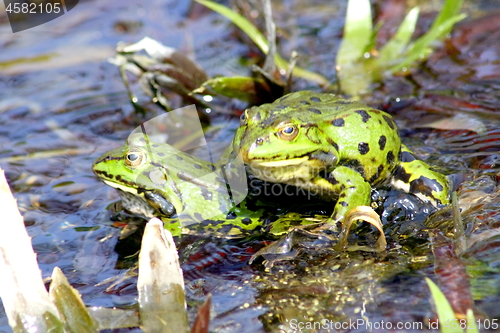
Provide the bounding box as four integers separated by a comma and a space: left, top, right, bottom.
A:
248, 156, 309, 168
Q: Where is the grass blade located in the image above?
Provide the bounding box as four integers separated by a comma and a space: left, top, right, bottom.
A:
376, 7, 420, 68
195, 0, 268, 53
336, 0, 373, 97
195, 0, 329, 86
425, 277, 466, 333
336, 0, 372, 68
430, 0, 464, 35
391, 14, 466, 73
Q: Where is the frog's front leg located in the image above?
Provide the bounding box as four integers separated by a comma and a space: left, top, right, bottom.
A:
312, 165, 371, 224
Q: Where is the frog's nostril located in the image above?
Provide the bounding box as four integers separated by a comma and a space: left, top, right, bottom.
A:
256, 138, 264, 145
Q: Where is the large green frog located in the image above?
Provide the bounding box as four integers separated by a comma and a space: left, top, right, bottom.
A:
233, 91, 450, 225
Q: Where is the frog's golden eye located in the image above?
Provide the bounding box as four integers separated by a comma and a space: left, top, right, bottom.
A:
125, 148, 146, 167
277, 124, 298, 141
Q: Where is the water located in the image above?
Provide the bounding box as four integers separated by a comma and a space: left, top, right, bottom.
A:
1, 0, 500, 332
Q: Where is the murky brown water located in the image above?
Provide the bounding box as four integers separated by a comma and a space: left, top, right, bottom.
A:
1, 0, 500, 332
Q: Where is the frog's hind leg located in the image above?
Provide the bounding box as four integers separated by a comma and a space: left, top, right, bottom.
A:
391, 144, 450, 206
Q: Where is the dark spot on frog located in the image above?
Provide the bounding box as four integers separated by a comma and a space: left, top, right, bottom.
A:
409, 176, 443, 201
369, 164, 385, 183
156, 152, 165, 157
323, 172, 339, 185
358, 142, 370, 155
220, 224, 235, 233
201, 187, 213, 201
308, 108, 322, 114
152, 144, 159, 147
226, 211, 237, 219
194, 164, 202, 170
300, 100, 311, 105
378, 135, 386, 150
345, 159, 365, 178
212, 219, 226, 226
310, 96, 321, 102
273, 105, 288, 111
332, 118, 345, 127
371, 157, 376, 163
278, 94, 291, 103
355, 109, 371, 123
335, 100, 352, 104
176, 155, 183, 160
386, 151, 395, 165
393, 165, 411, 183
201, 226, 215, 233
338, 201, 349, 207
339, 192, 346, 198
370, 109, 381, 114
241, 218, 252, 225
400, 150, 416, 162
383, 115, 395, 130
378, 164, 384, 174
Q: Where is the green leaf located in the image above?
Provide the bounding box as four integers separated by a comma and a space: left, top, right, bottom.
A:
193, 76, 268, 102
194, 0, 269, 53
336, 0, 372, 68
391, 14, 466, 73
376, 7, 420, 68
336, 0, 373, 97
425, 277, 462, 333
430, 0, 464, 35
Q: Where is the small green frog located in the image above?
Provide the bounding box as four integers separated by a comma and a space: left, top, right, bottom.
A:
233, 91, 450, 225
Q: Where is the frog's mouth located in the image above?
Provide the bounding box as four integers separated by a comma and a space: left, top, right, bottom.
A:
102, 179, 139, 194
248, 156, 310, 168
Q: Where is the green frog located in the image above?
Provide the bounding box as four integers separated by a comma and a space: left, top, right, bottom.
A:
92, 133, 319, 237
93, 91, 450, 240
233, 91, 450, 226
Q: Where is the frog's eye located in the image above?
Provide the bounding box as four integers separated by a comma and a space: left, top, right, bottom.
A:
277, 124, 298, 141
125, 148, 146, 167
240, 110, 248, 125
